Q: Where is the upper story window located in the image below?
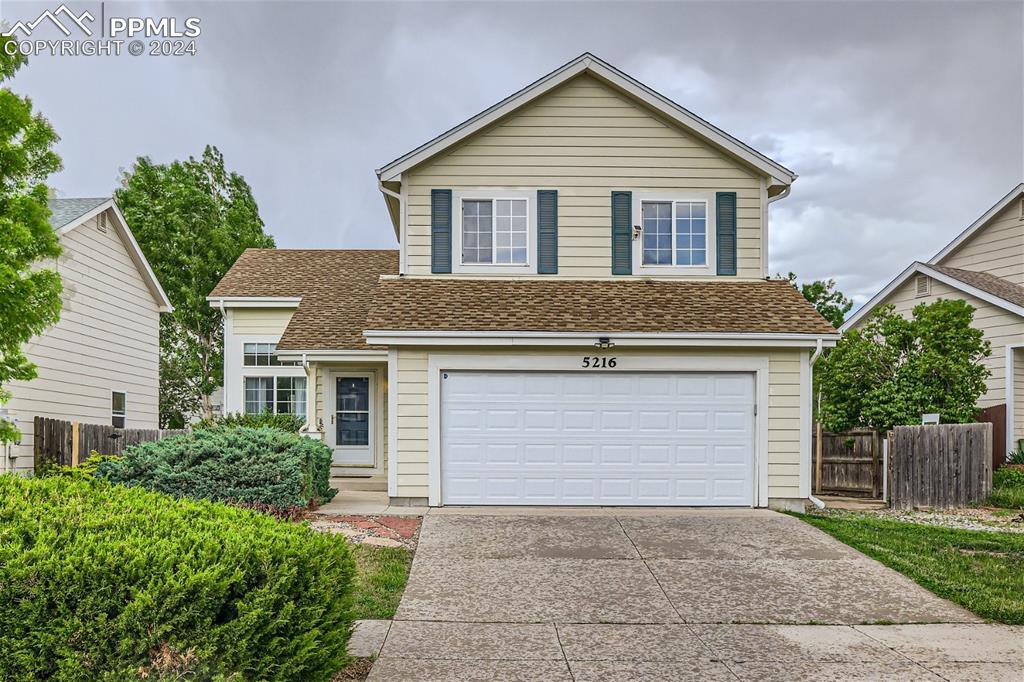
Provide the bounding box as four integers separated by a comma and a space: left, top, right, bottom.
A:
632, 192, 716, 276
243, 342, 298, 367
452, 190, 536, 274
462, 198, 528, 265
641, 200, 707, 266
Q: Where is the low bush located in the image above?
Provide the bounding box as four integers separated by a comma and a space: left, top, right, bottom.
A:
97, 426, 335, 511
990, 465, 1024, 509
0, 475, 354, 681
197, 411, 305, 433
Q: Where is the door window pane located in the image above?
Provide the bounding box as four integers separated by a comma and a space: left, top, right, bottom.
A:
336, 377, 369, 446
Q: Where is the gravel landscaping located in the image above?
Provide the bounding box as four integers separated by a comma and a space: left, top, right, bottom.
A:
811, 507, 1024, 533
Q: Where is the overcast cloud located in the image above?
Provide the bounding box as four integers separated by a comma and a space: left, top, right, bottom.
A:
4, 0, 1022, 308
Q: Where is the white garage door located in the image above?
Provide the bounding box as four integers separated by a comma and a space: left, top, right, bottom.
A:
440, 371, 755, 506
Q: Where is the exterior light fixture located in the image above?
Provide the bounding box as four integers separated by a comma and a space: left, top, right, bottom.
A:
594, 337, 615, 349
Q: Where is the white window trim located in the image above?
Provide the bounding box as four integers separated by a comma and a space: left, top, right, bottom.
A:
631, 190, 716, 276
243, 375, 307, 417
452, 189, 537, 274
111, 390, 127, 428
229, 333, 306, 415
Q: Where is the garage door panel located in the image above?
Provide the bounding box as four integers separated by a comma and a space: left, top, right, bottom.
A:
441, 371, 755, 506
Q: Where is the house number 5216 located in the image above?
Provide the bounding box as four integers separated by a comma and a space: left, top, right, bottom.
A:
582, 357, 617, 369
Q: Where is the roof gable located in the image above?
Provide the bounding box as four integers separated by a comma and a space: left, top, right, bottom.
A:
929, 183, 1024, 265
841, 261, 1024, 332
50, 198, 172, 313
376, 53, 796, 190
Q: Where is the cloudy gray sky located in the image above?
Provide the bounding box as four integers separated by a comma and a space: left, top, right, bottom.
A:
4, 0, 1023, 308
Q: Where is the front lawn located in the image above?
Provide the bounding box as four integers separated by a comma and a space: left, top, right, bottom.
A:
795, 512, 1024, 624
350, 545, 413, 620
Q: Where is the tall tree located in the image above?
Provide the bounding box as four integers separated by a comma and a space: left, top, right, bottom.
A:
115, 146, 274, 427
0, 37, 63, 444
782, 272, 853, 328
816, 300, 990, 432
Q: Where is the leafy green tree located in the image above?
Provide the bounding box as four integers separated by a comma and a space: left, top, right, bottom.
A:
783, 272, 853, 328
0, 38, 63, 443
115, 146, 274, 427
816, 300, 991, 432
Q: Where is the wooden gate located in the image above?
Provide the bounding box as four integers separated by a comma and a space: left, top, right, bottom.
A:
889, 423, 992, 509
813, 427, 883, 498
976, 404, 1007, 471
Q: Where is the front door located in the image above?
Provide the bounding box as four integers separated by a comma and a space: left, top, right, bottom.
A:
328, 373, 374, 466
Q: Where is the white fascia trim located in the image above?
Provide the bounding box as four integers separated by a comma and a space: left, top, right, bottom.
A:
1007, 344, 1023, 458
841, 261, 1024, 332
364, 330, 839, 348
929, 183, 1024, 265
59, 200, 174, 313
275, 350, 388, 361
206, 296, 302, 308
376, 53, 795, 186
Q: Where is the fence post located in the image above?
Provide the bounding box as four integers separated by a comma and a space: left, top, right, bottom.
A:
71, 421, 80, 466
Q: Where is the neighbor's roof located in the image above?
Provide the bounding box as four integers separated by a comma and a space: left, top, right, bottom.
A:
48, 197, 111, 229
376, 52, 797, 188
365, 278, 837, 336
841, 261, 1024, 331
209, 249, 399, 350
929, 265, 1024, 309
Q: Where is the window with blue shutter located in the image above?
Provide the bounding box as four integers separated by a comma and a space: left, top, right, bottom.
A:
431, 189, 452, 274
611, 191, 632, 275
537, 190, 558, 274
716, 191, 737, 276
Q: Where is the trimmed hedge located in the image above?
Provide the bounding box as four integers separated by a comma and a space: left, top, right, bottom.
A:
0, 475, 354, 681
197, 411, 305, 433
97, 426, 335, 511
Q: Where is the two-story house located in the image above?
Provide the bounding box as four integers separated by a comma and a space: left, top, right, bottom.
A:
209, 54, 838, 509
4, 198, 171, 473
843, 183, 1024, 460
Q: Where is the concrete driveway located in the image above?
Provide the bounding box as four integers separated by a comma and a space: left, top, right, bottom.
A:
366, 508, 1023, 681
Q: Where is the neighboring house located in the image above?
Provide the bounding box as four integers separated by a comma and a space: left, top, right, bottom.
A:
843, 183, 1024, 457
3, 198, 172, 473
209, 53, 838, 509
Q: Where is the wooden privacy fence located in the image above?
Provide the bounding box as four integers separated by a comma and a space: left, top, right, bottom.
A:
33, 416, 187, 469
889, 423, 992, 509
813, 427, 884, 498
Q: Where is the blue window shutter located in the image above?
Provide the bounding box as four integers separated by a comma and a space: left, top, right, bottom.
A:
537, 190, 558, 274
431, 189, 452, 274
716, 191, 737, 276
611, 191, 632, 275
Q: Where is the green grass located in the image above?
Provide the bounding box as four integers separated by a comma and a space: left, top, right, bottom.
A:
349, 545, 413, 620
794, 513, 1024, 624
989, 485, 1024, 509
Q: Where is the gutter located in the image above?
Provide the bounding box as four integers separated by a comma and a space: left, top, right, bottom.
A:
808, 336, 826, 510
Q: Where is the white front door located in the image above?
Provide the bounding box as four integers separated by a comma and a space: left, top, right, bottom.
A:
327, 372, 374, 466
440, 371, 756, 506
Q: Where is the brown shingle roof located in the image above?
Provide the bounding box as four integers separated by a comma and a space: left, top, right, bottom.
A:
210, 249, 398, 350
366, 278, 837, 335
928, 265, 1024, 309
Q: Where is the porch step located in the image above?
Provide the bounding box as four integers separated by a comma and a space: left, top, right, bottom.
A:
331, 477, 387, 493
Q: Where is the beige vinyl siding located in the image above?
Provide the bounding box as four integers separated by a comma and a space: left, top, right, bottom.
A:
231, 308, 294, 336
403, 74, 764, 279
939, 199, 1024, 285
8, 211, 161, 472
854, 276, 1024, 415
392, 347, 805, 501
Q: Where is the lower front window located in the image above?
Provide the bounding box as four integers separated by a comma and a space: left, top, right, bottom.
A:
244, 376, 307, 417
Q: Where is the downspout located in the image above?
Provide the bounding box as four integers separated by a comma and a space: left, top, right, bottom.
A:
300, 352, 314, 434
808, 337, 826, 510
